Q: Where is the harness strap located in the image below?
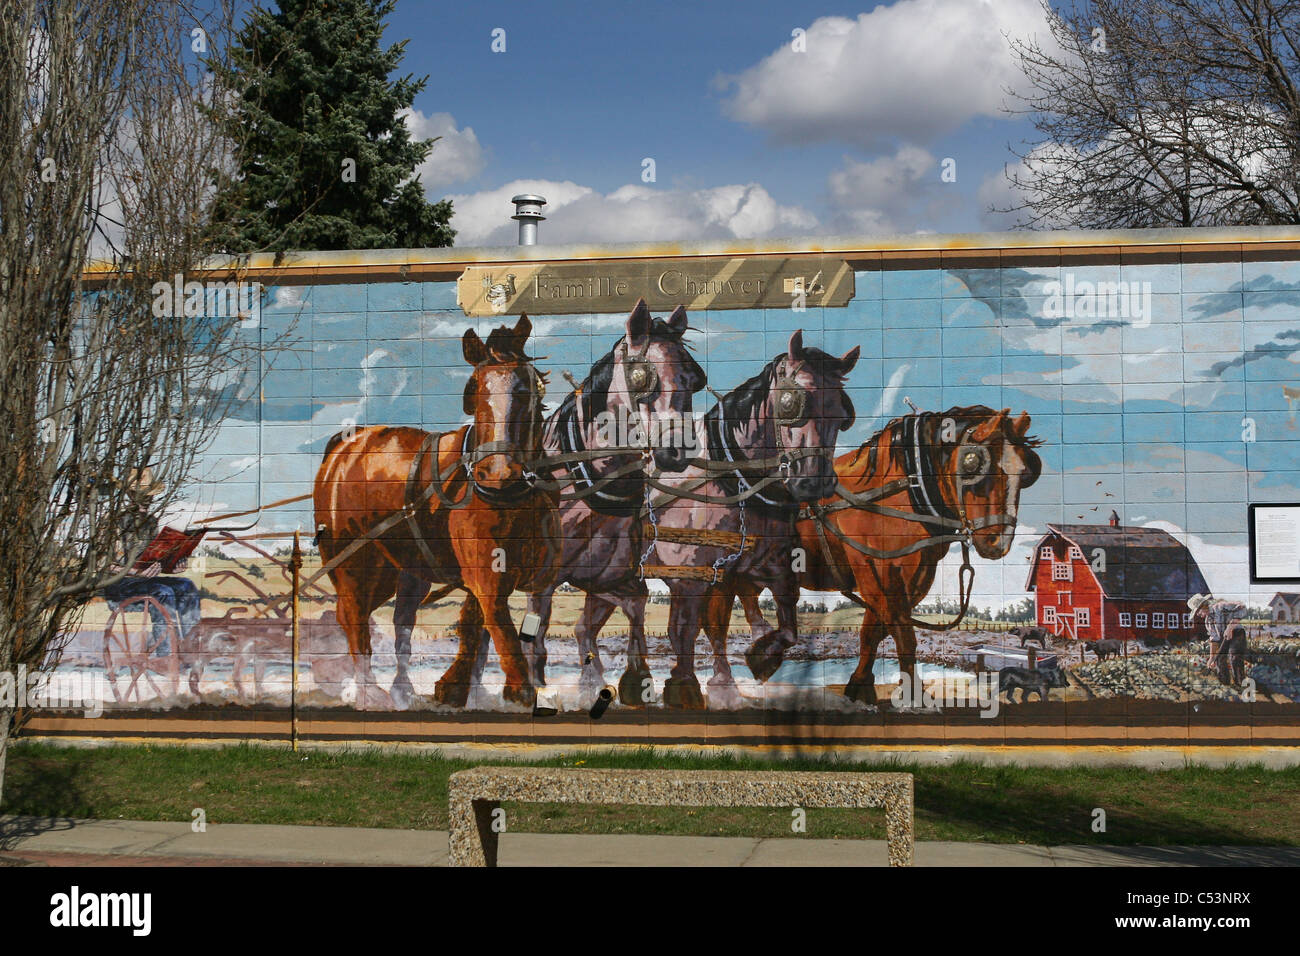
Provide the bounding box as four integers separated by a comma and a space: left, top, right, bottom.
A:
405, 432, 449, 570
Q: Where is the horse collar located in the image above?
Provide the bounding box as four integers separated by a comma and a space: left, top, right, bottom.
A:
903, 414, 959, 524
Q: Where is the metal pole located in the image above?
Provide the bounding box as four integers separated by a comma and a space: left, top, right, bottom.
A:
290, 529, 302, 752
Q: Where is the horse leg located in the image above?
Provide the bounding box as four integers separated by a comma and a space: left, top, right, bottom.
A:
471, 580, 534, 708
663, 582, 706, 710
736, 580, 774, 640
894, 619, 921, 706
391, 572, 431, 710
619, 591, 654, 707
575, 593, 617, 708
434, 596, 485, 708
744, 572, 798, 683
330, 562, 394, 710
523, 587, 553, 689
702, 585, 743, 710
845, 612, 886, 707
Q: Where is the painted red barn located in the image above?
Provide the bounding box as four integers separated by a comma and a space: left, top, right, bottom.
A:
1026, 515, 1209, 643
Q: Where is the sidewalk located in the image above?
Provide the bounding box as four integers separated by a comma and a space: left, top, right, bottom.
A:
3, 816, 1298, 866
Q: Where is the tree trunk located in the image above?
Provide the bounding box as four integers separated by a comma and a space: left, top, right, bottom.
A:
0, 709, 11, 809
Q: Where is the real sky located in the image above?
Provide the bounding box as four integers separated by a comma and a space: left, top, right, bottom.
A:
386, 0, 1051, 246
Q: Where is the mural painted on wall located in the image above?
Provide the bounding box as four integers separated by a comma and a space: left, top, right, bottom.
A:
50, 254, 1300, 720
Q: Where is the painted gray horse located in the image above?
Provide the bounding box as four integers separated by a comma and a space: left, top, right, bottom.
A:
620, 331, 859, 709
516, 300, 706, 704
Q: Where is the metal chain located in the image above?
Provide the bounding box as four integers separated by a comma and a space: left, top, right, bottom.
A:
638, 482, 660, 581
710, 492, 747, 584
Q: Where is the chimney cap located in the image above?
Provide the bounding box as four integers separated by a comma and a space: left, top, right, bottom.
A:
511, 195, 546, 246
511, 194, 547, 220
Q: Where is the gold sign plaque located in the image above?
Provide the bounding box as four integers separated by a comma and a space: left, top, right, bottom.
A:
458, 256, 854, 317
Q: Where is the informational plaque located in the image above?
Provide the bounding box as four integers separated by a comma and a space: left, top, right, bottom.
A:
458, 255, 854, 317
1249, 503, 1300, 582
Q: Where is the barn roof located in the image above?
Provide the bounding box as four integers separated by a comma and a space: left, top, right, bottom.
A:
1027, 524, 1210, 601
1272, 592, 1300, 605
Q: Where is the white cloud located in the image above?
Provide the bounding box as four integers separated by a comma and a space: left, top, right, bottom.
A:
826, 146, 954, 232
447, 178, 818, 246
402, 108, 486, 190
719, 0, 1050, 148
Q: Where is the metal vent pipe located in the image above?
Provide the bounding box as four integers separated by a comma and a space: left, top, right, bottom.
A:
511, 194, 547, 246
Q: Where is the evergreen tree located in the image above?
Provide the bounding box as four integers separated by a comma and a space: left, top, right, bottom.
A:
213, 0, 454, 251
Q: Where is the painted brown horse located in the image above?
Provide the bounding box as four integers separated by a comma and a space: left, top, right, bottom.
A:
719, 406, 1042, 706
313, 315, 556, 709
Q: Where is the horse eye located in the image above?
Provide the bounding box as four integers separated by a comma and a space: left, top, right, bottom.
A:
780, 392, 797, 411
629, 367, 647, 389
961, 451, 980, 473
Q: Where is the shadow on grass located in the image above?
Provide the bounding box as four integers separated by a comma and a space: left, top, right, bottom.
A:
0, 749, 92, 853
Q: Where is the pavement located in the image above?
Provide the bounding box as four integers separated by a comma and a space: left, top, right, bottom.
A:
2, 816, 1298, 866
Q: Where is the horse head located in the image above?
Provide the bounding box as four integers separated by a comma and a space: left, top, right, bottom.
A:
769, 329, 860, 501
462, 314, 546, 495
598, 298, 705, 472
934, 405, 1041, 559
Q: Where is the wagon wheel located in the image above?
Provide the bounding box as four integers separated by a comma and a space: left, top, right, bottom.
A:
102, 595, 181, 705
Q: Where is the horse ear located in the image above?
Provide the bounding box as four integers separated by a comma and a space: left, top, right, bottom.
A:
513, 313, 532, 344
463, 328, 486, 365
667, 304, 688, 336
972, 407, 1010, 443
838, 345, 860, 374
626, 298, 651, 344
1012, 410, 1031, 438
787, 329, 805, 364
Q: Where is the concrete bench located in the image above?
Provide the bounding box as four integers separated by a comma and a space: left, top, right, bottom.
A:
447, 766, 914, 866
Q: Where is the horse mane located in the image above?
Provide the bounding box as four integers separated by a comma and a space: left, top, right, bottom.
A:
482, 324, 534, 363
849, 404, 1043, 479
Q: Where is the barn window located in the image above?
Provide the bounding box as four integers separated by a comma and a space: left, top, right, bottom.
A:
1052, 562, 1072, 581
1043, 606, 1056, 624
1119, 612, 1132, 627
1075, 608, 1090, 627
1136, 613, 1148, 628
1040, 546, 1054, 560
1168, 615, 1179, 630
1153, 612, 1165, 628
1183, 613, 1193, 628
1069, 545, 1083, 560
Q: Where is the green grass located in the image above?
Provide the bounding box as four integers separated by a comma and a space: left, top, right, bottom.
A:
4, 742, 1299, 846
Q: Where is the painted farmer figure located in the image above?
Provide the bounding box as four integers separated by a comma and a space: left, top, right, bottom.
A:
1187, 593, 1247, 685
100, 468, 199, 655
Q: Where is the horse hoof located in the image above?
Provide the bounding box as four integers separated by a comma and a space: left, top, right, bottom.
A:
433, 680, 470, 708
745, 636, 786, 683
663, 676, 705, 710
390, 678, 414, 711
619, 667, 652, 706
706, 679, 743, 710
843, 678, 877, 707
502, 682, 535, 708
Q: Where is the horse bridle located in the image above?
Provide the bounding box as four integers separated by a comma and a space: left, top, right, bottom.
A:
622, 336, 660, 408
462, 357, 546, 501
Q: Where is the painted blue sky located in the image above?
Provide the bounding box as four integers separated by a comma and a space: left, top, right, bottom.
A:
382, 0, 1047, 244
181, 256, 1300, 608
